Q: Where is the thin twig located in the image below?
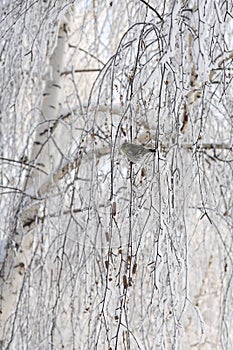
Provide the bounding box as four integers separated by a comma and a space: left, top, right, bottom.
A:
140, 0, 163, 22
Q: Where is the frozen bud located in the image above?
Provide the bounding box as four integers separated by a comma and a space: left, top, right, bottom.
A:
120, 142, 156, 163
137, 131, 156, 144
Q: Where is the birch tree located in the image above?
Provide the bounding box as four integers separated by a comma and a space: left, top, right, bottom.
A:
0, 1, 232, 349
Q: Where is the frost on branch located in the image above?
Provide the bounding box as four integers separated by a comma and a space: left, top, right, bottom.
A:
0, 1, 232, 349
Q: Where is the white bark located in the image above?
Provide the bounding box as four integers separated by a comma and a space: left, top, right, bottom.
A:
26, 21, 70, 195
